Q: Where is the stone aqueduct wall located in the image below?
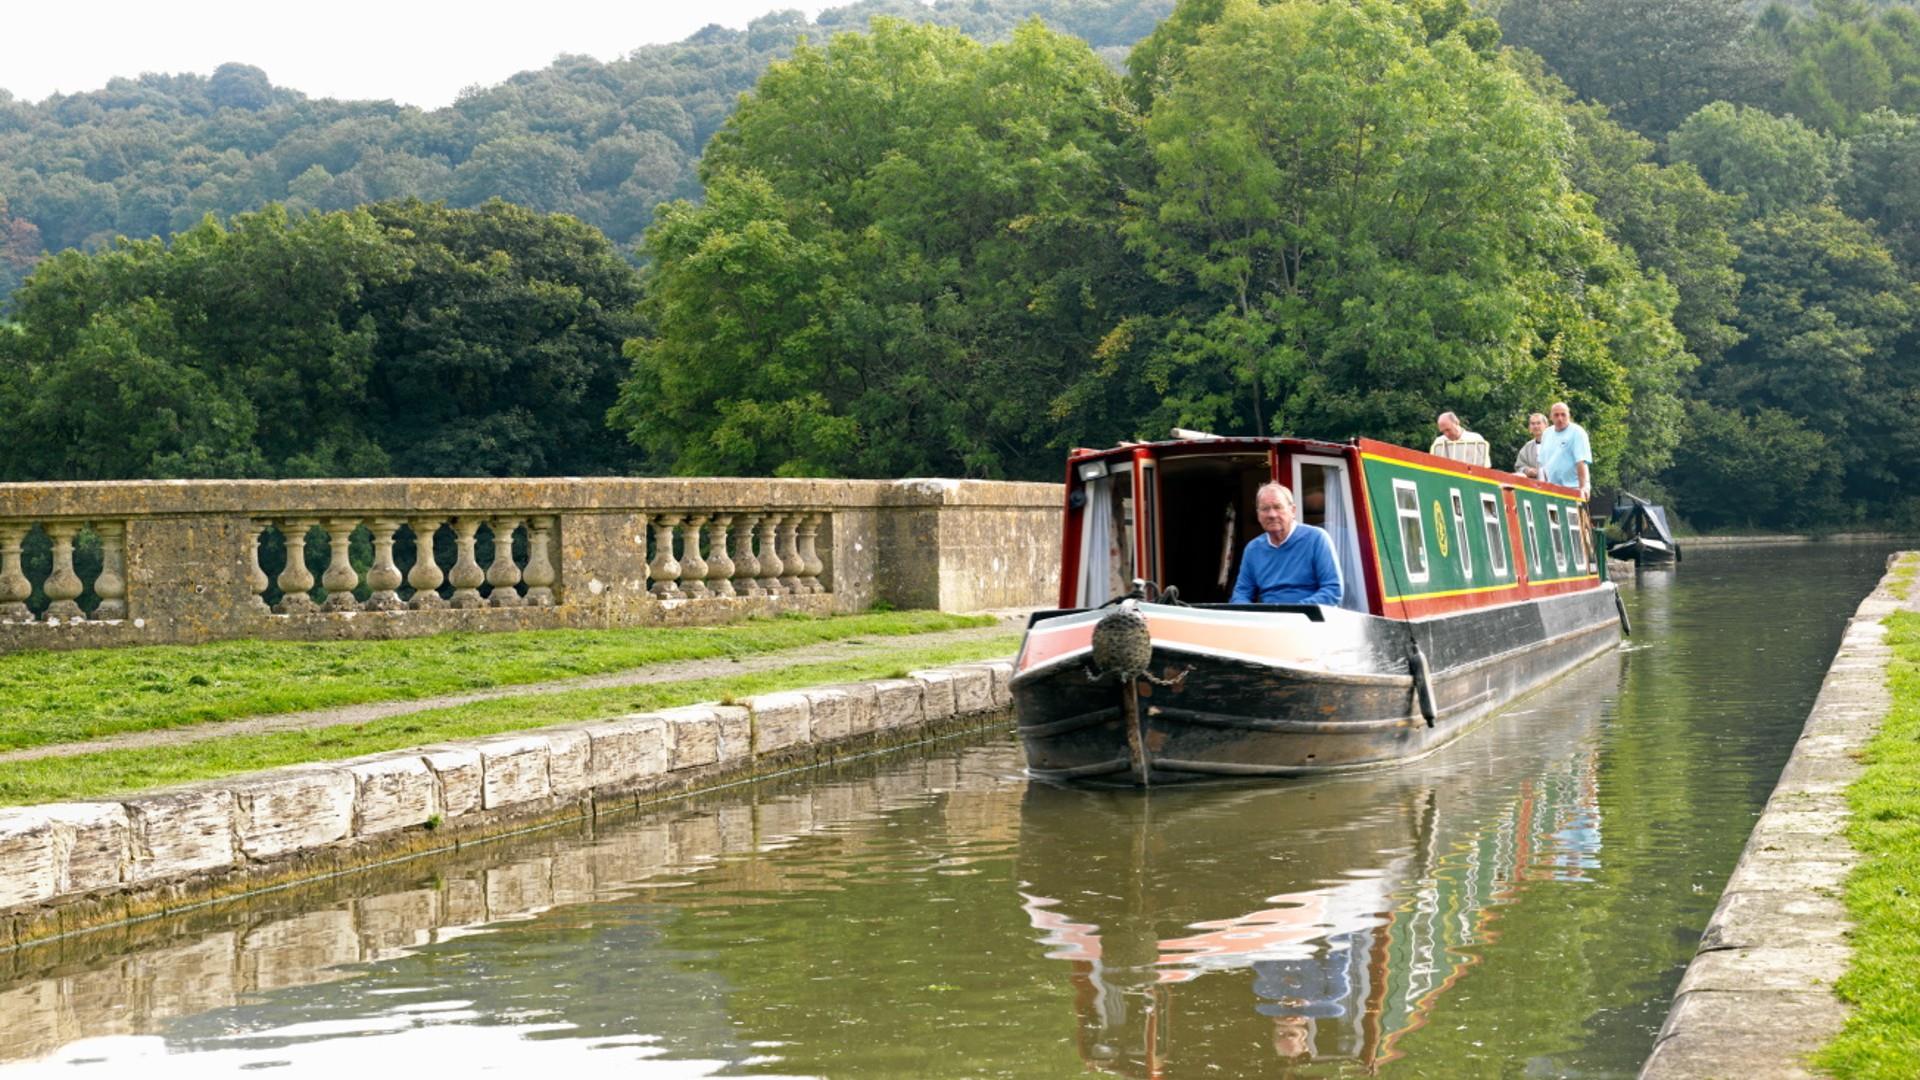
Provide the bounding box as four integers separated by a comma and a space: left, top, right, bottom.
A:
0, 743, 1018, 1065
0, 660, 1014, 948
0, 476, 1064, 651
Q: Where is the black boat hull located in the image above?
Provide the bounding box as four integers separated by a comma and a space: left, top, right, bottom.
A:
1013, 587, 1621, 784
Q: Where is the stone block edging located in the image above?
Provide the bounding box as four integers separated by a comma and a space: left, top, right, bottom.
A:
1639, 553, 1911, 1079
0, 659, 1015, 949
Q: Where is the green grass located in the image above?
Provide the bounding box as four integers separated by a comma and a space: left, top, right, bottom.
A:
1884, 553, 1918, 599
0, 611, 994, 753
1816, 605, 1920, 1078
0, 633, 1022, 806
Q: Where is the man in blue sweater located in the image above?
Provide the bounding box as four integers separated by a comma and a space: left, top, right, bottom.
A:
1230, 482, 1344, 606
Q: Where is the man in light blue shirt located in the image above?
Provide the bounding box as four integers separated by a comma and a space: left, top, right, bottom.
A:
1538, 400, 1592, 500
1230, 482, 1343, 605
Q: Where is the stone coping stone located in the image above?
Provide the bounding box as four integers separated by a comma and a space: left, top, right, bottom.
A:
0, 663, 1011, 925
0, 476, 1062, 519
1640, 553, 1910, 1079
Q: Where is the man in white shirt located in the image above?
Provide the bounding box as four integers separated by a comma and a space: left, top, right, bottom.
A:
1429, 412, 1490, 467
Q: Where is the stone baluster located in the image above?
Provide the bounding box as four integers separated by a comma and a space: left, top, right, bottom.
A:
706, 514, 736, 598
756, 513, 786, 596
244, 521, 272, 614
407, 518, 448, 609
92, 521, 128, 619
274, 520, 318, 614
730, 514, 763, 598
0, 524, 33, 622
777, 514, 805, 595
321, 518, 363, 612
649, 513, 684, 600
42, 523, 85, 622
447, 518, 487, 609
680, 514, 711, 599
487, 517, 525, 607
797, 512, 825, 594
522, 516, 557, 606
365, 519, 405, 610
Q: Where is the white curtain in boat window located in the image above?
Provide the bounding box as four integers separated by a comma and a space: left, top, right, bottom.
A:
1078, 476, 1114, 607
1319, 472, 1368, 612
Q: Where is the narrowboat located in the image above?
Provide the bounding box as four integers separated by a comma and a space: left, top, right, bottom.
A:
1012, 434, 1625, 784
1606, 492, 1681, 564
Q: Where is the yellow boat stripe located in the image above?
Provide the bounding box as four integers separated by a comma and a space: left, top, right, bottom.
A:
1360, 452, 1584, 502
1380, 580, 1522, 603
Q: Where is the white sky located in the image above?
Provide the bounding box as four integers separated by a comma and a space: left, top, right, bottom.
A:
5, 1, 834, 110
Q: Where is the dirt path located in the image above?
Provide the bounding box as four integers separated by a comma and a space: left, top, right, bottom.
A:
0, 621, 1024, 765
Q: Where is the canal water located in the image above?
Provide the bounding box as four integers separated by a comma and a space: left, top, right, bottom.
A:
0, 543, 1898, 1079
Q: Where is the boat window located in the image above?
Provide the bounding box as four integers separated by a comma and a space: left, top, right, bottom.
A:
1546, 504, 1567, 573
1522, 501, 1542, 574
1481, 493, 1508, 578
1568, 506, 1587, 572
1449, 489, 1472, 580
1393, 480, 1429, 584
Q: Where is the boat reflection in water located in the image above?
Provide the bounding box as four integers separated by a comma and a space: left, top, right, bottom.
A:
1017, 653, 1619, 1077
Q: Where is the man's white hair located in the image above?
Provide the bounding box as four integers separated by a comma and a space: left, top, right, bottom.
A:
1255, 481, 1295, 507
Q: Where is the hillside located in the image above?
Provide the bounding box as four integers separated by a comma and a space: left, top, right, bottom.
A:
0, 0, 1172, 303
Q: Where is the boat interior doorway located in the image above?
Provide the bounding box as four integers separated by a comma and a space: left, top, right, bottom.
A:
1152, 451, 1271, 604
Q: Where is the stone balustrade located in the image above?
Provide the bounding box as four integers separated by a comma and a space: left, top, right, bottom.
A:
0, 478, 1061, 652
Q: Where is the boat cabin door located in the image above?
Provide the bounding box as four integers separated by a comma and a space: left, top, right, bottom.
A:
1291, 454, 1369, 612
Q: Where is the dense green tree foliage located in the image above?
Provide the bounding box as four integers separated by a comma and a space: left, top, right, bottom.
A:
0, 201, 643, 480
618, 0, 1690, 485
613, 20, 1148, 477
1667, 102, 1842, 217
1757, 0, 1920, 134
1690, 205, 1920, 524
1496, 0, 1776, 135
1109, 0, 1685, 478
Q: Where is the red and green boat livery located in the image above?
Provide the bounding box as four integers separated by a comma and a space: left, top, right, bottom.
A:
1012, 434, 1624, 784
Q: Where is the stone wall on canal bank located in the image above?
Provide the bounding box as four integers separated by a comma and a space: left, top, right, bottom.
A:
1640, 551, 1913, 1079
0, 476, 1064, 653
0, 659, 1015, 951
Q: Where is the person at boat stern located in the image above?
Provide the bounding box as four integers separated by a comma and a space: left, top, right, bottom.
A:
1231, 482, 1344, 605
1540, 401, 1593, 500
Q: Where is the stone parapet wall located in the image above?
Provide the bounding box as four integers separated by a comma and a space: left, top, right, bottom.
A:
0, 477, 1062, 652
0, 743, 1014, 1065
0, 660, 1015, 949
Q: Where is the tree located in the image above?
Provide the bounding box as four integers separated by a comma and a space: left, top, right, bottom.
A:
1837, 108, 1920, 270
1555, 94, 1745, 368
207, 63, 275, 112
1674, 203, 1920, 522
1497, 0, 1774, 135
0, 200, 645, 480
1114, 0, 1689, 482
1668, 102, 1842, 219
361, 199, 646, 476
614, 18, 1150, 478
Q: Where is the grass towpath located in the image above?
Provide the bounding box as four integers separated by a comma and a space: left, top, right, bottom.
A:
0, 610, 997, 754
1818, 553, 1920, 1078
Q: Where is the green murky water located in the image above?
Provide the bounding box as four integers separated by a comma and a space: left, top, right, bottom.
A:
0, 543, 1897, 1078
